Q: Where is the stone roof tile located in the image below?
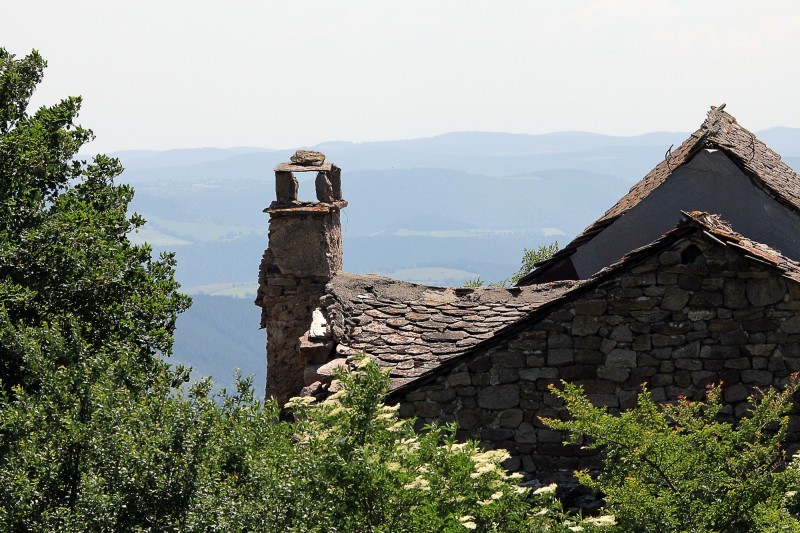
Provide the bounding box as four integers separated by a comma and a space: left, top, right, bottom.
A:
322, 272, 576, 388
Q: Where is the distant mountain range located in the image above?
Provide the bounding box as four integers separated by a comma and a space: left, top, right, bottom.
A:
106, 127, 800, 397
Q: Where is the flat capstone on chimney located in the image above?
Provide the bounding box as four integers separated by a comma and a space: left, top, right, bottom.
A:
255, 150, 347, 405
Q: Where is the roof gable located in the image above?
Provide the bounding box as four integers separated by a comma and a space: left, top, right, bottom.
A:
519, 105, 800, 285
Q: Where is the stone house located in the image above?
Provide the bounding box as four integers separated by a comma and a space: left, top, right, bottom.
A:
255, 107, 800, 481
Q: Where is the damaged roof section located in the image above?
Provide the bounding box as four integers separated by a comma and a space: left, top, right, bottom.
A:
316, 272, 577, 389
681, 211, 800, 284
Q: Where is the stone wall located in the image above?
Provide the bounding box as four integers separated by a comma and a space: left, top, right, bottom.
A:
394, 233, 800, 483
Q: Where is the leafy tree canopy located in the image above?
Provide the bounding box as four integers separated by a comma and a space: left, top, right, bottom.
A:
0, 48, 190, 391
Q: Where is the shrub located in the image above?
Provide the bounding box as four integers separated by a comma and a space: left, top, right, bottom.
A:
544, 379, 800, 532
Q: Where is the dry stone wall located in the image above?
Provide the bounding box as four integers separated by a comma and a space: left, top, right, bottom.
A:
394, 233, 800, 483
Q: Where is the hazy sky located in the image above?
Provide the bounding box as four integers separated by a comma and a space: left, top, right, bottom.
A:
4, 1, 800, 152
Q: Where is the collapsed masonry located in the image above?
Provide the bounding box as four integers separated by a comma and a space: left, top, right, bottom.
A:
256, 108, 800, 482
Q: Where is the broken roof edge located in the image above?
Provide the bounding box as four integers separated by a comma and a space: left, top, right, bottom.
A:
390, 210, 800, 397
321, 271, 579, 388
326, 270, 575, 306
518, 105, 800, 286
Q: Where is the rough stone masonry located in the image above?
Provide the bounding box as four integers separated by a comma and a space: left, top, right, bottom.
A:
388, 221, 800, 482
256, 152, 346, 404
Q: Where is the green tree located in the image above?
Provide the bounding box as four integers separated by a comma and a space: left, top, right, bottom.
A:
0, 48, 190, 392
509, 241, 559, 285
463, 242, 559, 288
0, 47, 190, 527
544, 380, 800, 532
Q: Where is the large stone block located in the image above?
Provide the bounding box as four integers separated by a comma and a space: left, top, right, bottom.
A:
741, 369, 774, 386
597, 366, 630, 382
447, 372, 472, 387
661, 286, 690, 311
572, 315, 600, 336
605, 349, 637, 368
574, 299, 607, 316
781, 316, 800, 335
746, 278, 786, 307
724, 383, 750, 402
548, 348, 574, 366
491, 351, 526, 368
519, 367, 559, 381
514, 423, 538, 443
499, 409, 524, 428
477, 385, 520, 409
610, 325, 633, 342
548, 332, 573, 349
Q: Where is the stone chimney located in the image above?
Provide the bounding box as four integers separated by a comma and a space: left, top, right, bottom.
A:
256, 151, 346, 405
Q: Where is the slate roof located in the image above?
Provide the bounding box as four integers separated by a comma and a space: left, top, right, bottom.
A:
322, 272, 577, 388
518, 105, 800, 285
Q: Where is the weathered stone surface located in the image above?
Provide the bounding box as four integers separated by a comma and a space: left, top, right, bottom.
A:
548, 348, 574, 366
447, 372, 472, 387
574, 300, 607, 316
477, 385, 520, 409
659, 251, 681, 266
548, 332, 573, 348
633, 334, 652, 351
519, 367, 559, 381
515, 423, 537, 443
317, 357, 348, 376
673, 341, 700, 359
782, 316, 800, 334
597, 366, 630, 382
491, 351, 525, 368
610, 325, 633, 342
674, 358, 702, 371
315, 172, 334, 203
724, 383, 750, 402
572, 315, 600, 336
688, 309, 715, 321
661, 286, 690, 311
606, 349, 637, 368
746, 278, 786, 307
275, 171, 299, 203
741, 369, 774, 385
290, 149, 326, 166
421, 331, 467, 342
299, 334, 334, 364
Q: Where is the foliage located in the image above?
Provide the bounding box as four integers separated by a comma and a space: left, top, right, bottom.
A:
1, 343, 617, 531
463, 276, 485, 288
0, 48, 190, 393
509, 241, 559, 285
544, 379, 800, 532
462, 241, 559, 288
